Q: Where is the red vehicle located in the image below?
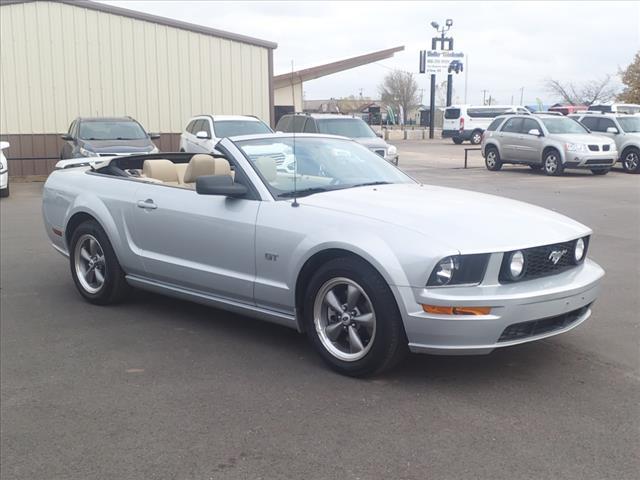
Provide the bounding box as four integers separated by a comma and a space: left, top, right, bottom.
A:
548, 104, 588, 115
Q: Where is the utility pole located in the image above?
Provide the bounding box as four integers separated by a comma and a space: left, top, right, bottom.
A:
519, 87, 524, 105
482, 89, 488, 105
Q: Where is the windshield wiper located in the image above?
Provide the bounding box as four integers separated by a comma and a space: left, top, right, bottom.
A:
278, 187, 332, 198
350, 181, 392, 188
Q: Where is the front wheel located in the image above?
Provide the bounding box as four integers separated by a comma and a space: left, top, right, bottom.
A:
543, 150, 564, 176
622, 148, 640, 173
485, 148, 502, 171
69, 220, 129, 305
470, 130, 483, 145
303, 257, 407, 377
591, 168, 610, 175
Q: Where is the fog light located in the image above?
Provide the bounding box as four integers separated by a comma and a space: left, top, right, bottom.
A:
574, 238, 585, 263
509, 251, 525, 279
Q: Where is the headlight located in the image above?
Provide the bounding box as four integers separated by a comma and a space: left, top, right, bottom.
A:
508, 251, 525, 280
565, 143, 587, 153
427, 254, 489, 287
79, 146, 96, 157
149, 146, 159, 154
386, 145, 397, 156
573, 237, 588, 264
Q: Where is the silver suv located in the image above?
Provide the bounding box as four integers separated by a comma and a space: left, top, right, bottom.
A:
570, 113, 640, 174
481, 114, 617, 176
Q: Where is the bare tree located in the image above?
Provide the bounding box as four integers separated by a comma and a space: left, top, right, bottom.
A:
545, 76, 618, 105
378, 70, 420, 123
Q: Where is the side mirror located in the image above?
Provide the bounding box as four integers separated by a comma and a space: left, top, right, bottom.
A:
61, 134, 73, 141
606, 127, 619, 134
196, 175, 247, 198
149, 133, 161, 139
528, 129, 541, 136
196, 130, 210, 139
376, 132, 383, 138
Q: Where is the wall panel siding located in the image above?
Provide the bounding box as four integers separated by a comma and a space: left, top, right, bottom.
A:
0, 1, 271, 138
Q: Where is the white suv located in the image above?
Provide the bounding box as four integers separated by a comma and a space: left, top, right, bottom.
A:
179, 115, 272, 153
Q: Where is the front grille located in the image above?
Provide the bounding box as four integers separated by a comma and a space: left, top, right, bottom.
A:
498, 305, 590, 342
602, 145, 610, 152
587, 145, 599, 152
586, 158, 612, 165
499, 238, 588, 283
372, 149, 386, 157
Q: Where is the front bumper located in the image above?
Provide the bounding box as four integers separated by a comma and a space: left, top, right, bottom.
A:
564, 152, 616, 169
396, 258, 604, 355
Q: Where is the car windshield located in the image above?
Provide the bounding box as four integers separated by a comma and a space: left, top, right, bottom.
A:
315, 118, 377, 138
235, 136, 413, 199
541, 117, 589, 134
215, 120, 272, 138
617, 116, 640, 133
79, 121, 147, 140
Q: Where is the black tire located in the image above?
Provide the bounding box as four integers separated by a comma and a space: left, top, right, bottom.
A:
622, 147, 640, 173
0, 185, 8, 198
302, 256, 407, 377
452, 137, 463, 145
543, 150, 564, 176
470, 130, 483, 145
590, 168, 610, 175
529, 164, 542, 171
485, 147, 502, 171
69, 219, 129, 305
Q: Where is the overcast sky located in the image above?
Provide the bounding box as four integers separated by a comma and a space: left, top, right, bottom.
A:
101, 1, 639, 106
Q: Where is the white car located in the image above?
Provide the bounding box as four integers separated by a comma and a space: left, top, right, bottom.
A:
0, 141, 9, 197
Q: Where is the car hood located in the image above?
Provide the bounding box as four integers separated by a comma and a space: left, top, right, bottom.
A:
82, 138, 154, 153
551, 133, 611, 144
299, 183, 590, 254
353, 137, 388, 149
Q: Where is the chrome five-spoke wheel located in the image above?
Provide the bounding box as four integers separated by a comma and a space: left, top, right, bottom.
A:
74, 233, 106, 294
313, 277, 376, 362
623, 150, 639, 172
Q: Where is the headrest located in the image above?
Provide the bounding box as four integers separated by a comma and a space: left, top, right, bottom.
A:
254, 156, 277, 182
142, 159, 178, 182
184, 154, 231, 183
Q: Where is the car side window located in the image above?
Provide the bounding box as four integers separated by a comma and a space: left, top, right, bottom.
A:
520, 118, 540, 134
292, 116, 306, 133
501, 118, 523, 133
68, 120, 76, 137
193, 120, 205, 135
598, 118, 615, 132
303, 119, 317, 133
580, 117, 599, 131
276, 115, 291, 132
201, 118, 213, 137
186, 120, 197, 133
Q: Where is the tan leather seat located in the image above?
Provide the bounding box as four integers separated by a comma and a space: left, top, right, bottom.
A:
183, 154, 232, 188
254, 156, 277, 183
142, 159, 180, 185
175, 163, 188, 184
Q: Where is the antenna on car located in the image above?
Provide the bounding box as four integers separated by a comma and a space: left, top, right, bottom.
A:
291, 60, 299, 207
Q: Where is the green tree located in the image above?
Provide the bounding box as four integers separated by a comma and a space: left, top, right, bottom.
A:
618, 52, 640, 103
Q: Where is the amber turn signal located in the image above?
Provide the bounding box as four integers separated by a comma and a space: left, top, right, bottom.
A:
422, 305, 491, 316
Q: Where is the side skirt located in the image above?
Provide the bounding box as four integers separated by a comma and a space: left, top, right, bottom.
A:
125, 274, 299, 330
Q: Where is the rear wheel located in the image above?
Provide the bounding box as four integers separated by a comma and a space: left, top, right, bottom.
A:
543, 150, 564, 176
69, 220, 129, 305
452, 137, 463, 145
622, 148, 640, 173
470, 130, 483, 145
591, 168, 610, 175
485, 147, 502, 171
0, 185, 8, 198
303, 257, 407, 377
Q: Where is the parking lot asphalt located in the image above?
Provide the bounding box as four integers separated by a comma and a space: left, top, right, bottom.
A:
1, 141, 639, 480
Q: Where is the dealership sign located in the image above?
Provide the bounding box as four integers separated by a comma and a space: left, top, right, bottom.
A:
419, 50, 465, 75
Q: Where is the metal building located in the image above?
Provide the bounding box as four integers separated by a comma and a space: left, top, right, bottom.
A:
0, 0, 276, 176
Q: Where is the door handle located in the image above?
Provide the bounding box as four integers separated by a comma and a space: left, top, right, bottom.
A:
137, 199, 157, 210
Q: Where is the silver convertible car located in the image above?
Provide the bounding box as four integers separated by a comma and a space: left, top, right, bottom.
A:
43, 134, 604, 376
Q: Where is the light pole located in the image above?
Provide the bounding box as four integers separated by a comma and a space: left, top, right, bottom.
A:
428, 19, 454, 139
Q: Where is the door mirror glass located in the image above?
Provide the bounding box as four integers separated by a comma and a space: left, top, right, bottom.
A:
528, 128, 541, 136
196, 175, 247, 198
196, 130, 210, 139
61, 134, 73, 141
606, 126, 619, 134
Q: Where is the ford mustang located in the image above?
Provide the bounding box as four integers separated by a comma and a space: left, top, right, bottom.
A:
42, 134, 604, 376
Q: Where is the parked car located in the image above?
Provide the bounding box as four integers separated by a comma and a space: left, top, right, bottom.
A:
60, 117, 160, 159
0, 141, 9, 197
481, 114, 617, 175
587, 103, 640, 114
572, 113, 640, 173
275, 113, 399, 165
43, 133, 604, 376
443, 105, 531, 145
448, 60, 463, 73
179, 115, 272, 153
